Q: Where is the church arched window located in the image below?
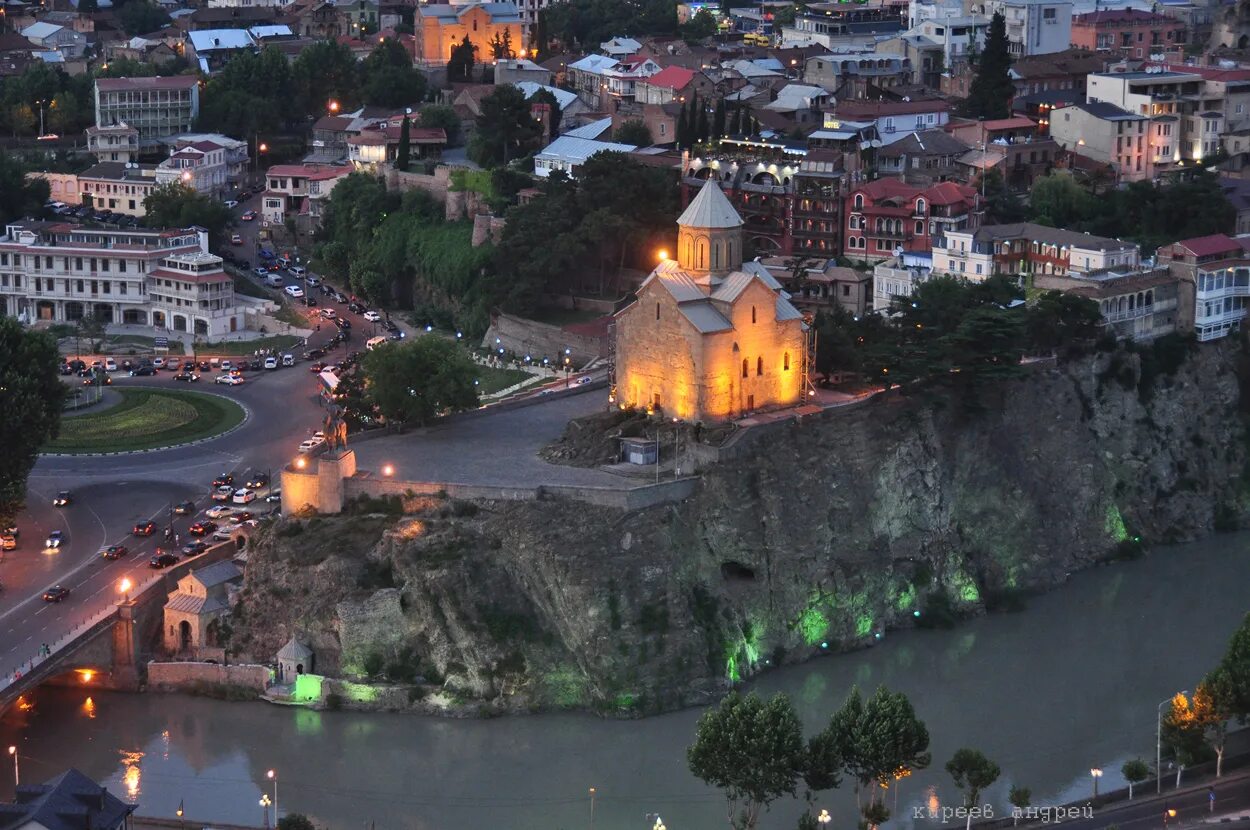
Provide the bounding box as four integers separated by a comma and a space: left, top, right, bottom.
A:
751, 306, 756, 324
756, 356, 763, 376
784, 352, 791, 371
656, 302, 660, 320
742, 358, 748, 378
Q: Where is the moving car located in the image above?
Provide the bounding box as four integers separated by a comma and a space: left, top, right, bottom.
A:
363, 311, 382, 322
173, 501, 196, 515
101, 544, 128, 560
206, 505, 235, 519
42, 585, 70, 602
308, 362, 326, 374
181, 540, 209, 556
152, 358, 165, 369
149, 552, 179, 569
241, 210, 257, 221
264, 356, 278, 370
215, 374, 245, 386
281, 353, 295, 367
298, 437, 325, 454
44, 530, 64, 549
289, 266, 306, 278
305, 276, 320, 287
52, 491, 72, 507
232, 488, 256, 504
211, 485, 234, 502
1, 533, 17, 551
199, 360, 213, 371
104, 358, 117, 372
82, 374, 112, 386
188, 520, 217, 536
230, 511, 254, 524
284, 285, 304, 298
303, 348, 325, 359
246, 472, 269, 488
334, 318, 351, 330
254, 267, 270, 278
173, 372, 200, 382
212, 473, 234, 487
132, 521, 157, 537
130, 365, 156, 376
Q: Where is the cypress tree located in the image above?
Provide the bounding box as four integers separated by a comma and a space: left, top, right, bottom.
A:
749, 115, 759, 135
963, 11, 1014, 120
686, 93, 700, 145
730, 105, 742, 136
676, 101, 689, 149
696, 101, 710, 142
395, 114, 411, 171
712, 98, 726, 139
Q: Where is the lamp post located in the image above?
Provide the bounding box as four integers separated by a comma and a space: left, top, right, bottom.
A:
1158, 691, 1189, 794
259, 794, 271, 830
818, 810, 832, 829
7, 746, 17, 787
266, 769, 278, 825
176, 799, 185, 830
1091, 768, 1102, 798
588, 787, 596, 827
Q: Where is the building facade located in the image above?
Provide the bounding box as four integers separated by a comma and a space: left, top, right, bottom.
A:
413, 1, 523, 65
1049, 101, 1152, 181
977, 0, 1072, 56
1157, 234, 1250, 341
162, 559, 242, 656
93, 76, 201, 148
261, 163, 352, 231
0, 222, 242, 335
79, 162, 159, 216
845, 179, 980, 263
932, 222, 1140, 279
613, 179, 807, 422
1070, 9, 1187, 58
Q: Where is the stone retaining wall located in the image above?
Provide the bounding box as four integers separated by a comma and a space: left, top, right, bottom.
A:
146, 661, 271, 692
481, 311, 609, 365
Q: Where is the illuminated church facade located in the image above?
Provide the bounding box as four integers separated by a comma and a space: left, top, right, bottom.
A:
614, 179, 807, 423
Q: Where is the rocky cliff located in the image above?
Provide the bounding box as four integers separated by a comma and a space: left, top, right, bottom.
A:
229, 340, 1250, 714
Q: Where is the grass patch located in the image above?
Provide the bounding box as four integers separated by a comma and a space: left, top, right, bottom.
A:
273, 304, 309, 329
45, 388, 245, 453
475, 365, 532, 395
528, 307, 606, 327
228, 267, 274, 300
201, 335, 302, 356
106, 334, 184, 349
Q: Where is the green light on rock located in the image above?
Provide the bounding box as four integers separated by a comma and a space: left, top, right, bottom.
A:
896, 584, 917, 611
799, 606, 829, 645
855, 614, 873, 637
342, 681, 379, 703
1105, 505, 1129, 542
951, 571, 980, 603
726, 652, 740, 683
293, 673, 323, 703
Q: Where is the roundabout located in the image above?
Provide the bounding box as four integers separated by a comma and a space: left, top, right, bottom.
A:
44, 388, 248, 454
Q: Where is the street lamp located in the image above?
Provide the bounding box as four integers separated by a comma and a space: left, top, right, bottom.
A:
118, 578, 132, 603
266, 769, 278, 825
1091, 768, 1102, 798
8, 746, 17, 787
818, 810, 832, 828
382, 464, 394, 476
1158, 691, 1189, 794
652, 817, 666, 830
259, 794, 271, 830
328, 99, 340, 114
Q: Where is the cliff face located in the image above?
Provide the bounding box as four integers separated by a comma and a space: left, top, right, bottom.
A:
230, 342, 1250, 714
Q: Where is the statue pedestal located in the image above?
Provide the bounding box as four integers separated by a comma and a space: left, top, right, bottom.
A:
315, 448, 356, 513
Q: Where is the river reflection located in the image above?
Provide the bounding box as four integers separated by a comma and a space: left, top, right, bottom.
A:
3, 534, 1249, 830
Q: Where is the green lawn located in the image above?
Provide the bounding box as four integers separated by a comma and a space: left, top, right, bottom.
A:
46, 388, 246, 453
105, 334, 185, 349
475, 365, 532, 396
230, 268, 274, 300
200, 335, 302, 356
273, 304, 310, 329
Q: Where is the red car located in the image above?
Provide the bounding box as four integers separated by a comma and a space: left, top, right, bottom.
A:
241, 210, 257, 221
132, 521, 157, 537
101, 544, 128, 560
188, 520, 217, 536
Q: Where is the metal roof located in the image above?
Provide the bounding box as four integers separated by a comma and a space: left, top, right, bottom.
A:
677, 179, 742, 230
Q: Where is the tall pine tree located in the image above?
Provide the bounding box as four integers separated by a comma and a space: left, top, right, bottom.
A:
395, 114, 411, 171
712, 98, 726, 139
686, 93, 700, 146
676, 101, 689, 149
962, 12, 1013, 120
696, 101, 710, 142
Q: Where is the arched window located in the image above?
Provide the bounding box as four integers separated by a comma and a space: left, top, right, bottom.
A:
854, 194, 864, 210
915, 220, 924, 235
656, 302, 660, 320
915, 197, 926, 215
756, 356, 763, 376
784, 352, 791, 371
711, 242, 719, 270
751, 306, 757, 324
742, 358, 749, 378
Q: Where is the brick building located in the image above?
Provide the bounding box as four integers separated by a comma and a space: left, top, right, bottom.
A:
844, 178, 980, 263
1069, 9, 1187, 59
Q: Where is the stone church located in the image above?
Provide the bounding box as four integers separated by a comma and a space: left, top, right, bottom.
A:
614, 179, 807, 423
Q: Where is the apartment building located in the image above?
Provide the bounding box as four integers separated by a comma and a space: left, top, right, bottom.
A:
86, 123, 140, 164
93, 76, 201, 148
823, 98, 951, 144
1157, 233, 1250, 341
261, 163, 352, 232
1049, 101, 1153, 181
872, 249, 934, 310
1086, 70, 1224, 170
79, 162, 159, 217
803, 51, 914, 97
567, 54, 619, 109
1034, 267, 1181, 341
976, 0, 1072, 56
155, 139, 230, 197
845, 178, 980, 263
1070, 9, 1187, 58
932, 222, 1139, 279
0, 222, 242, 336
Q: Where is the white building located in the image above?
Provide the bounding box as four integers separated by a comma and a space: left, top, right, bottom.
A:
976, 0, 1073, 56
0, 222, 244, 336
534, 135, 637, 178
155, 139, 230, 197
933, 222, 1140, 279
94, 76, 201, 148
873, 251, 933, 310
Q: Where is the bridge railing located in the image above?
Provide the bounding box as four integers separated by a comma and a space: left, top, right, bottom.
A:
0, 604, 119, 695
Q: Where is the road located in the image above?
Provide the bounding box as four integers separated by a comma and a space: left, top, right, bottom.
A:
0, 256, 376, 682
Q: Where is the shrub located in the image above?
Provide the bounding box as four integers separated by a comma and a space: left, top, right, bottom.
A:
917, 588, 960, 629
407, 686, 427, 703
277, 522, 305, 538
324, 692, 343, 710
362, 651, 385, 678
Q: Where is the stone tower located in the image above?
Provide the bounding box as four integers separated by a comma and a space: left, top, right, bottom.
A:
677, 178, 744, 280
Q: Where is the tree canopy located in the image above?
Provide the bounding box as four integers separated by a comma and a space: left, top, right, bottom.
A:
117, 0, 171, 35
292, 40, 362, 116
0, 318, 65, 526
961, 12, 1013, 120
197, 46, 296, 135
468, 85, 543, 167
541, 0, 677, 49
0, 154, 51, 223
360, 39, 427, 108
447, 35, 477, 83
419, 104, 462, 147
143, 183, 232, 237
615, 119, 654, 146
946, 749, 1001, 829
1, 63, 96, 137
360, 336, 479, 425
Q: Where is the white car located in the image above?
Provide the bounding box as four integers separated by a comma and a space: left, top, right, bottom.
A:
297, 437, 325, 454
211, 485, 234, 502
104, 358, 117, 372
206, 505, 235, 519
152, 357, 165, 369
363, 311, 382, 322
289, 266, 307, 278
284, 285, 304, 298
264, 356, 278, 370
319, 308, 336, 319
232, 488, 256, 504
215, 375, 244, 386
305, 276, 320, 287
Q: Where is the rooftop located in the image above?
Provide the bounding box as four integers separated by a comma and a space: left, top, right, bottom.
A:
0, 768, 133, 830
95, 74, 199, 92
678, 179, 743, 230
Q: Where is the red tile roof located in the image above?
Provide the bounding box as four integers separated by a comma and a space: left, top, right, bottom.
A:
1154, 62, 1250, 82
1171, 233, 1240, 257
265, 163, 351, 180
926, 180, 977, 205
1073, 9, 1178, 24
833, 98, 950, 118
644, 65, 695, 90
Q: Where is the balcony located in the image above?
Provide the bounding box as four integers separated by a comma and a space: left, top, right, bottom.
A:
1196, 307, 1248, 327
1103, 297, 1177, 323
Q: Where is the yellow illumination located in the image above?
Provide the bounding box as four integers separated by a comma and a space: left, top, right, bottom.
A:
382, 464, 395, 476
295, 457, 307, 469
118, 578, 132, 596
78, 669, 95, 683
657, 249, 669, 261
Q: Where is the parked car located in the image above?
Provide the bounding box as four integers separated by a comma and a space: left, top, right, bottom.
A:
230, 511, 255, 524
42, 585, 70, 602
241, 210, 257, 221
284, 285, 304, 298
231, 233, 243, 245
0, 533, 16, 551
152, 357, 165, 369
181, 541, 209, 556
215, 374, 245, 386
104, 358, 118, 372
363, 310, 382, 322
212, 473, 234, 487
82, 374, 112, 386
305, 275, 320, 287
348, 302, 364, 314
173, 501, 196, 515
52, 491, 72, 507
264, 356, 278, 370
289, 266, 307, 278
334, 318, 351, 330
246, 472, 269, 488
334, 291, 348, 303
173, 371, 200, 382
167, 360, 182, 373
130, 365, 156, 377
101, 544, 128, 560
254, 266, 270, 277
149, 552, 179, 569
303, 296, 318, 307
281, 353, 296, 366
132, 521, 157, 537
188, 520, 217, 536
206, 505, 235, 519
298, 437, 325, 454
308, 362, 326, 374
44, 530, 64, 549
199, 360, 213, 371
303, 348, 325, 359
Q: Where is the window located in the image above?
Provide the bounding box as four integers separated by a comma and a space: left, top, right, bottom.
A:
742, 358, 749, 378
853, 194, 864, 210
842, 284, 851, 297
915, 220, 924, 235
756, 356, 763, 376
751, 306, 756, 323
915, 197, 925, 214
656, 302, 660, 320
784, 352, 791, 371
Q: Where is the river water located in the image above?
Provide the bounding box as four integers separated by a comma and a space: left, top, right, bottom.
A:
3, 534, 1249, 830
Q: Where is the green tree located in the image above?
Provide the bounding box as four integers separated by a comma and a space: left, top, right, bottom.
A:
292, 40, 361, 115
1028, 173, 1095, 228
0, 153, 50, 222
528, 87, 563, 138
0, 318, 65, 526
447, 35, 477, 83
946, 749, 1000, 830
681, 8, 718, 42
687, 691, 806, 830
1216, 613, 1250, 717
1025, 291, 1102, 355
1162, 691, 1214, 773
361, 337, 480, 425
276, 815, 314, 830
468, 84, 542, 167
1121, 760, 1149, 800
713, 98, 726, 139
961, 12, 1012, 119
615, 119, 653, 146
360, 39, 426, 108
489, 29, 515, 58
1184, 672, 1237, 777
696, 99, 711, 142
419, 104, 462, 147
6, 103, 36, 137
118, 0, 170, 34
396, 114, 411, 171
676, 101, 689, 149
1008, 785, 1031, 825
47, 91, 80, 135
142, 183, 232, 237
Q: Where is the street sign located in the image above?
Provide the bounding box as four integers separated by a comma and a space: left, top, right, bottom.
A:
154, 336, 169, 353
